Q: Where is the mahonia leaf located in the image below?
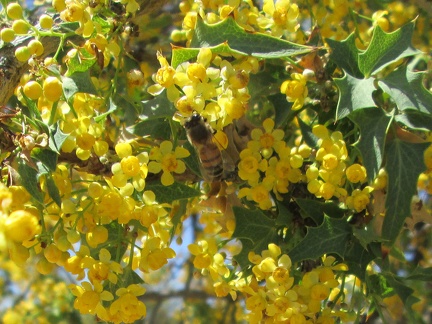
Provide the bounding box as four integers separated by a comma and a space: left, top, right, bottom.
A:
334, 72, 377, 120
288, 216, 352, 262
350, 108, 392, 182
382, 140, 429, 243
295, 198, 347, 225
130, 117, 172, 139
146, 181, 201, 204
50, 123, 69, 153
406, 266, 432, 281
62, 71, 97, 102
65, 47, 97, 76
192, 17, 312, 57
171, 18, 311, 68
395, 111, 432, 132
232, 207, 278, 266
296, 116, 319, 148
385, 275, 422, 323
379, 64, 432, 116
33, 148, 58, 172
344, 240, 377, 280
326, 33, 363, 78
358, 21, 421, 77
45, 174, 62, 207
17, 158, 43, 204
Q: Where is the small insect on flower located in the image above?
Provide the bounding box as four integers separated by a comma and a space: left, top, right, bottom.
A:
184, 113, 225, 182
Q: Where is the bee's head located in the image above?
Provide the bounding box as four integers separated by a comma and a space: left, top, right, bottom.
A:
184, 112, 206, 129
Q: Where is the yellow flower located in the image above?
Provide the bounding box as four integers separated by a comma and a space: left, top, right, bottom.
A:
147, 52, 180, 101
238, 148, 268, 185
111, 143, 149, 192
139, 237, 176, 272
248, 118, 285, 158
346, 186, 374, 212
280, 73, 308, 111
109, 284, 147, 323
346, 163, 367, 183
69, 281, 113, 315
148, 141, 190, 186
257, 0, 300, 37
85, 248, 123, 284
238, 177, 274, 210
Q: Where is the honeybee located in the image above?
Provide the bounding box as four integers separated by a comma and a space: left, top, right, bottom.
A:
184, 113, 225, 182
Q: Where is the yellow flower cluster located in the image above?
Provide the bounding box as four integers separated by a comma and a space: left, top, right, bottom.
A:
238, 118, 309, 209
306, 125, 374, 213
217, 244, 353, 323
176, 0, 300, 42
148, 48, 257, 129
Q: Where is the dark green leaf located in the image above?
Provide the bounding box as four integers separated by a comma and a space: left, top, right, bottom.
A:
334, 72, 377, 120
350, 108, 392, 182
130, 117, 172, 139
50, 123, 69, 153
295, 198, 347, 225
17, 158, 43, 204
140, 92, 176, 118
288, 216, 352, 262
32, 148, 58, 172
379, 64, 432, 115
368, 273, 394, 298
327, 33, 363, 78
146, 181, 201, 204
395, 111, 432, 132
232, 207, 279, 266
62, 71, 97, 102
184, 17, 311, 65
406, 266, 432, 281
45, 174, 62, 207
385, 274, 421, 323
65, 48, 97, 76
382, 140, 429, 242
94, 98, 117, 122
268, 93, 294, 127
358, 21, 421, 77
344, 240, 377, 280
296, 116, 319, 148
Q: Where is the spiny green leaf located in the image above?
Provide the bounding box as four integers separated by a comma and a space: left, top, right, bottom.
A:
62, 71, 97, 102
94, 98, 117, 122
17, 159, 43, 204
395, 111, 432, 132
326, 33, 363, 78
45, 174, 62, 207
385, 275, 421, 323
295, 198, 347, 225
382, 140, 429, 243
50, 123, 69, 153
368, 273, 394, 298
146, 181, 201, 204
65, 47, 97, 76
379, 64, 432, 115
185, 17, 311, 62
406, 266, 432, 281
334, 72, 377, 120
296, 116, 319, 148
33, 148, 58, 172
288, 216, 352, 262
358, 21, 421, 77
130, 117, 172, 139
232, 207, 278, 264
344, 240, 377, 280
232, 207, 277, 242
350, 108, 392, 182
